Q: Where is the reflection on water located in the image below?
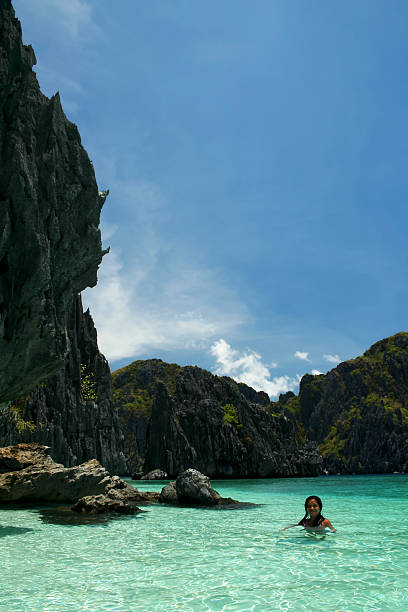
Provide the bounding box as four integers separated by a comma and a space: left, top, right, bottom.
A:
38, 506, 113, 526
0, 525, 34, 538
38, 505, 150, 526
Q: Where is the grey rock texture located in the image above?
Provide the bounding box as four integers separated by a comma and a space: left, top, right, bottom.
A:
113, 359, 322, 478
0, 295, 126, 474
72, 474, 159, 514
0, 3, 125, 475
0, 442, 118, 503
0, 0, 106, 404
0, 443, 157, 513
72, 494, 141, 515
112, 359, 182, 474
159, 469, 238, 506
176, 468, 223, 505
159, 481, 178, 504
145, 372, 322, 477
141, 468, 168, 480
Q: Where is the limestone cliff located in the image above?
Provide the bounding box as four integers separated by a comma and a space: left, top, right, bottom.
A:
0, 2, 126, 474
0, 295, 126, 474
285, 332, 408, 474
0, 0, 106, 404
112, 359, 322, 478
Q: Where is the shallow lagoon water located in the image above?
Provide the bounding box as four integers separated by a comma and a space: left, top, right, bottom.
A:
1, 475, 407, 611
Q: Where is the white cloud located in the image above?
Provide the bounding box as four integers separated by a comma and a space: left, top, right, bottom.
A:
82, 175, 246, 362
83, 251, 244, 362
323, 353, 341, 364
210, 338, 300, 398
80, 153, 247, 365
15, 0, 97, 39
294, 350, 310, 361
311, 369, 323, 375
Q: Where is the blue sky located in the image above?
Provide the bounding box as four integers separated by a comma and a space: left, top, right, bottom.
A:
13, 0, 408, 397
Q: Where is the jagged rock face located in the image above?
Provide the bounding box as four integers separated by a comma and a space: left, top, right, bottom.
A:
0, 295, 127, 475
112, 359, 182, 473
0, 0, 106, 404
297, 332, 408, 474
113, 359, 322, 478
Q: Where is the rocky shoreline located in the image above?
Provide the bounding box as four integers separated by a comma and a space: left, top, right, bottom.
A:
0, 443, 246, 516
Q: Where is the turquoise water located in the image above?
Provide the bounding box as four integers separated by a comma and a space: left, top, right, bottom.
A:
0, 475, 407, 611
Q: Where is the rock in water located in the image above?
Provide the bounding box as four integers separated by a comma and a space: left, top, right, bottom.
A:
0, 443, 158, 513
176, 468, 221, 505
159, 481, 178, 504
72, 495, 141, 515
141, 469, 168, 480
159, 469, 238, 506
0, 0, 106, 404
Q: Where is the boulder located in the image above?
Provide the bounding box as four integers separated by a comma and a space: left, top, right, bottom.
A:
176, 468, 221, 505
0, 443, 158, 513
159, 481, 178, 504
159, 469, 238, 506
141, 469, 168, 480
0, 442, 54, 473
72, 494, 141, 515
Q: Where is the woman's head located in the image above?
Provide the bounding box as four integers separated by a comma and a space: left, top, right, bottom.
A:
302, 495, 323, 526
304, 495, 322, 515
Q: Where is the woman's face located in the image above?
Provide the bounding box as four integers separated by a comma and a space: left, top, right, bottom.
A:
306, 498, 321, 519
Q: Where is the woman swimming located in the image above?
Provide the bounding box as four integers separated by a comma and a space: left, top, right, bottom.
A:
282, 495, 336, 532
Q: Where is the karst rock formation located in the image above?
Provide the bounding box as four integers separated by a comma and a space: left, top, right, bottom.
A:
0, 1, 125, 473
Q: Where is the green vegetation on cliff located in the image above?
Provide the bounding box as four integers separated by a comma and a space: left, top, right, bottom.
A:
112, 359, 182, 418
112, 359, 183, 472
222, 404, 242, 429
112, 332, 408, 476
299, 332, 408, 473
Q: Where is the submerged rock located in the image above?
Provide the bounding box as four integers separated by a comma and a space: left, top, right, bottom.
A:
72, 494, 141, 515
159, 469, 238, 507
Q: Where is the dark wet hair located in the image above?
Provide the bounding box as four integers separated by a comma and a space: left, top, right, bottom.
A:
298, 495, 324, 527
